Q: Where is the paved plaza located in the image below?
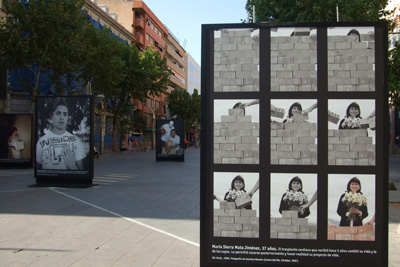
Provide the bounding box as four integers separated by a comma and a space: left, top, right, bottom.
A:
0, 148, 399, 266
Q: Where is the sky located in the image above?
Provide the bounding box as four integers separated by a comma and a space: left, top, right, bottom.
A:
141, 0, 249, 65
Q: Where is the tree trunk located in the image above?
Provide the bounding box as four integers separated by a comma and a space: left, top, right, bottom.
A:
112, 113, 119, 152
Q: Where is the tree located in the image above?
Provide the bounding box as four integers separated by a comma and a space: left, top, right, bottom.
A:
167, 88, 201, 137
244, 0, 388, 23
389, 44, 400, 106
0, 0, 90, 107
92, 45, 171, 151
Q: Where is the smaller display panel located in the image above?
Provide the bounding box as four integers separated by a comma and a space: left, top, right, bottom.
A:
0, 114, 33, 167
156, 119, 185, 161
35, 96, 93, 183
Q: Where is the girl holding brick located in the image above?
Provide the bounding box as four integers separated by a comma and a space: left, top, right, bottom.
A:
338, 102, 363, 129
283, 102, 317, 123
337, 177, 368, 226
221, 175, 252, 210
279, 176, 310, 218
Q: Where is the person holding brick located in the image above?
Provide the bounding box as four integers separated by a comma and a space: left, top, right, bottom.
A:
221, 175, 252, 210
338, 102, 375, 130
283, 102, 317, 123
337, 177, 369, 226
279, 176, 310, 218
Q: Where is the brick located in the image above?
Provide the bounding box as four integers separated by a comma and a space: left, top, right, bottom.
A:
328, 232, 335, 240
243, 223, 259, 231
282, 210, 298, 218
277, 151, 301, 159
296, 233, 312, 239
221, 115, 237, 123
271, 137, 284, 144
242, 136, 257, 144
300, 151, 317, 159
276, 218, 292, 225
271, 121, 285, 129
292, 218, 309, 225
220, 129, 237, 136
328, 111, 340, 124
214, 209, 225, 216
294, 129, 311, 136
229, 108, 245, 116
237, 231, 254, 238
251, 217, 259, 224
271, 218, 276, 224
241, 209, 257, 217
225, 136, 242, 143
293, 144, 311, 151
237, 116, 252, 123
357, 224, 374, 234
221, 231, 237, 237
336, 234, 353, 240
219, 223, 242, 231
271, 107, 285, 118
339, 137, 357, 144
235, 216, 252, 224
352, 233, 370, 241
356, 137, 373, 144
220, 202, 236, 210
336, 159, 355, 165
339, 227, 358, 234
276, 225, 300, 232
299, 136, 316, 144
350, 144, 368, 151
277, 144, 294, 151
270, 232, 278, 238
219, 216, 235, 224
279, 159, 297, 164
224, 209, 241, 216
237, 129, 253, 136
334, 144, 350, 151
278, 232, 296, 239
214, 216, 219, 223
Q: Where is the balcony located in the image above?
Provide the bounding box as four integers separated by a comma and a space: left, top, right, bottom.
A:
134, 17, 145, 29
167, 59, 185, 78
165, 44, 185, 66
134, 31, 144, 45
169, 75, 186, 90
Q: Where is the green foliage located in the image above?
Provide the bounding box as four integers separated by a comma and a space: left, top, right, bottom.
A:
389, 44, 400, 106
0, 0, 89, 100
167, 88, 201, 133
132, 113, 148, 133
245, 0, 388, 22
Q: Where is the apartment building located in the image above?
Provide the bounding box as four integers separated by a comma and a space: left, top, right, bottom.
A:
186, 53, 201, 95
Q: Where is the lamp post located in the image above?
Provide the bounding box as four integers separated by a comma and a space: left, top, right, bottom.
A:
148, 105, 156, 150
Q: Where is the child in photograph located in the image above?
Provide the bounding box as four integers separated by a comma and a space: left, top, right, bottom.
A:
279, 176, 310, 218
337, 177, 368, 226
36, 98, 86, 170
8, 127, 22, 159
338, 102, 375, 130
219, 175, 252, 210
282, 102, 317, 123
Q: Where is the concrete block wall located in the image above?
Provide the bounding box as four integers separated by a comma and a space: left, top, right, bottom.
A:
328, 129, 375, 165
270, 211, 317, 239
214, 202, 259, 238
271, 36, 317, 92
214, 108, 259, 164
328, 34, 375, 91
214, 29, 259, 92
271, 122, 317, 165
328, 224, 375, 241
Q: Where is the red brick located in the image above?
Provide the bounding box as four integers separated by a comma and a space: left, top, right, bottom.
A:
357, 224, 374, 234
328, 232, 335, 240
339, 226, 358, 234
335, 234, 352, 240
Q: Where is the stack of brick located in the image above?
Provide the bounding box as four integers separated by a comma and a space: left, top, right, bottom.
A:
214, 108, 259, 164
271, 122, 317, 165
214, 202, 259, 238
270, 210, 317, 239
328, 224, 375, 241
270, 35, 317, 91
328, 129, 375, 165
214, 29, 259, 92
328, 33, 375, 91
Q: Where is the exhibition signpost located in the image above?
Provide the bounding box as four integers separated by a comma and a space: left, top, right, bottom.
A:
200, 22, 388, 266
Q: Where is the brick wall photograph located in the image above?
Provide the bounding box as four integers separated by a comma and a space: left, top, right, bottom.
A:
214, 100, 259, 164
214, 29, 259, 92
328, 100, 376, 166
213, 173, 259, 238
271, 100, 318, 165
271, 27, 317, 92
327, 174, 376, 241
270, 174, 318, 240
328, 27, 375, 92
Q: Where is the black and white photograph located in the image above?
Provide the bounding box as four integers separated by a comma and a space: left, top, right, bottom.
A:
156, 119, 185, 161
270, 173, 317, 239
214, 99, 259, 164
213, 172, 259, 238
328, 174, 376, 241
214, 28, 259, 92
328, 99, 376, 166
327, 26, 375, 92
35, 96, 92, 179
0, 114, 32, 165
271, 27, 317, 92
271, 99, 318, 165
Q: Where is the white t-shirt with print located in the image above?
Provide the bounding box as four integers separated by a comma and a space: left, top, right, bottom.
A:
36, 131, 85, 169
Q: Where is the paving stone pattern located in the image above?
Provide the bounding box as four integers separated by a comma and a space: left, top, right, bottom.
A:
214, 108, 259, 164
328, 34, 375, 92
214, 202, 259, 238
271, 211, 317, 239
329, 129, 375, 166
214, 29, 259, 92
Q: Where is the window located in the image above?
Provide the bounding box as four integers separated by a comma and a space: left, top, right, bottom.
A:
159, 31, 162, 38
146, 19, 150, 25
147, 99, 151, 107
155, 28, 158, 34
146, 33, 149, 40
156, 101, 160, 110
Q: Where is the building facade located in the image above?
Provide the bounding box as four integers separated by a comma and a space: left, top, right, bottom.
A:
186, 53, 201, 94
